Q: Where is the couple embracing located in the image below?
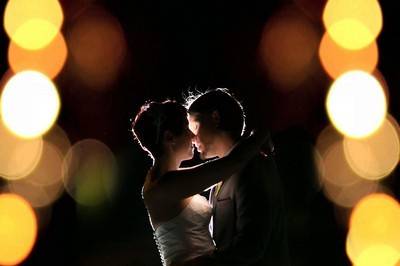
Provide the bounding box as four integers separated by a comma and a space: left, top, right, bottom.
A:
132, 89, 290, 266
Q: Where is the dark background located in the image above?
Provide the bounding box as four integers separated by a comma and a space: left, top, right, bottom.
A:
1, 0, 399, 265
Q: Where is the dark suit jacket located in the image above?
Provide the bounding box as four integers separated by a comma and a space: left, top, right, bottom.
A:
210, 153, 290, 266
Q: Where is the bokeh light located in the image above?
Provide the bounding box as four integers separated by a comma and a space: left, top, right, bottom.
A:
8, 33, 68, 79
343, 116, 400, 180
62, 139, 118, 206
7, 178, 64, 208
25, 141, 64, 186
0, 194, 37, 266
320, 141, 360, 187
353, 244, 400, 266
43, 124, 72, 157
323, 0, 383, 50
316, 125, 360, 187
4, 0, 64, 50
67, 6, 127, 90
347, 193, 400, 265
319, 32, 378, 79
323, 178, 379, 208
0, 122, 43, 180
315, 125, 381, 208
0, 70, 61, 138
259, 5, 319, 90
326, 70, 387, 138
4, 128, 70, 207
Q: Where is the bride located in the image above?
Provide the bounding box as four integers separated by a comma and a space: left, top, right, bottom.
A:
132, 100, 267, 266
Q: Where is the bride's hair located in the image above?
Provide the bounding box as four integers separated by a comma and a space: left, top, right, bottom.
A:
132, 100, 188, 160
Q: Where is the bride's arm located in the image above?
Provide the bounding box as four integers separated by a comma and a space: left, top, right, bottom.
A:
147, 130, 269, 201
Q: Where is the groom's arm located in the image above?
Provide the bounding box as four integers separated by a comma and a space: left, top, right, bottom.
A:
212, 155, 284, 266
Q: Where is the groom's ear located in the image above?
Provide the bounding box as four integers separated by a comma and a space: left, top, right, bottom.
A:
211, 110, 220, 127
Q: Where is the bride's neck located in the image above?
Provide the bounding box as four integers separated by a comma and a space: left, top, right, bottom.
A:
153, 153, 181, 177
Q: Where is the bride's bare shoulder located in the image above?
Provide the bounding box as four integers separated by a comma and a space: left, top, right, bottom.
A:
142, 169, 159, 201
142, 168, 177, 202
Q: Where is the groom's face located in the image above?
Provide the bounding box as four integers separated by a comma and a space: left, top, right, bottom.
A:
188, 113, 219, 159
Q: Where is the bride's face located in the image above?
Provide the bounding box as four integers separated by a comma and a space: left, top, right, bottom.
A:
174, 125, 195, 161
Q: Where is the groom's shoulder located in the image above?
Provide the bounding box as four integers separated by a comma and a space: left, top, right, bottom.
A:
244, 153, 273, 170
240, 152, 281, 183
237, 153, 272, 180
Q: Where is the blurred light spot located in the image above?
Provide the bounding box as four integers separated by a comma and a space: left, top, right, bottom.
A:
343, 116, 400, 180
67, 6, 127, 90
26, 142, 64, 186
316, 125, 360, 186
316, 125, 343, 156
326, 70, 387, 138
3, 127, 69, 207
0, 194, 37, 266
0, 71, 61, 138
259, 5, 319, 91
0, 193, 55, 232
0, 122, 43, 180
4, 0, 64, 50
323, 178, 379, 208
326, 19, 376, 50
6, 141, 65, 207
7, 178, 64, 208
43, 124, 72, 157
8, 32, 68, 79
323, 0, 382, 50
320, 141, 360, 187
347, 194, 400, 265
319, 32, 378, 79
354, 244, 400, 266
62, 139, 118, 206
316, 125, 381, 208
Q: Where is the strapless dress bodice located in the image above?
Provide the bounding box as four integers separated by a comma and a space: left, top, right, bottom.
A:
151, 194, 215, 266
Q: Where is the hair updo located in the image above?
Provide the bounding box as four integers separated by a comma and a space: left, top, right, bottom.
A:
132, 100, 188, 159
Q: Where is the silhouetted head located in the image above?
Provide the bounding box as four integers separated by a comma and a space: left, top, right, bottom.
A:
186, 88, 245, 158
132, 100, 194, 162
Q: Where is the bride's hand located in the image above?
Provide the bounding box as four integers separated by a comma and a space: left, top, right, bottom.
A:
227, 128, 270, 161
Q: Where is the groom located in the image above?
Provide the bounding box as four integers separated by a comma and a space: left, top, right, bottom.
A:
187, 88, 290, 266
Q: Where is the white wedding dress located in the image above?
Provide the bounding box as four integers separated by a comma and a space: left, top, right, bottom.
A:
149, 194, 215, 266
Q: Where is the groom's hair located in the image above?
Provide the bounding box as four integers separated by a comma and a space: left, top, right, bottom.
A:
186, 88, 245, 141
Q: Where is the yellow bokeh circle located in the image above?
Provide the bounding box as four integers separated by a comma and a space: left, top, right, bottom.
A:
343, 116, 400, 181
4, 0, 64, 50
347, 193, 400, 265
326, 70, 387, 139
323, 0, 382, 50
8, 32, 68, 79
0, 70, 61, 139
318, 32, 378, 79
0, 193, 37, 266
